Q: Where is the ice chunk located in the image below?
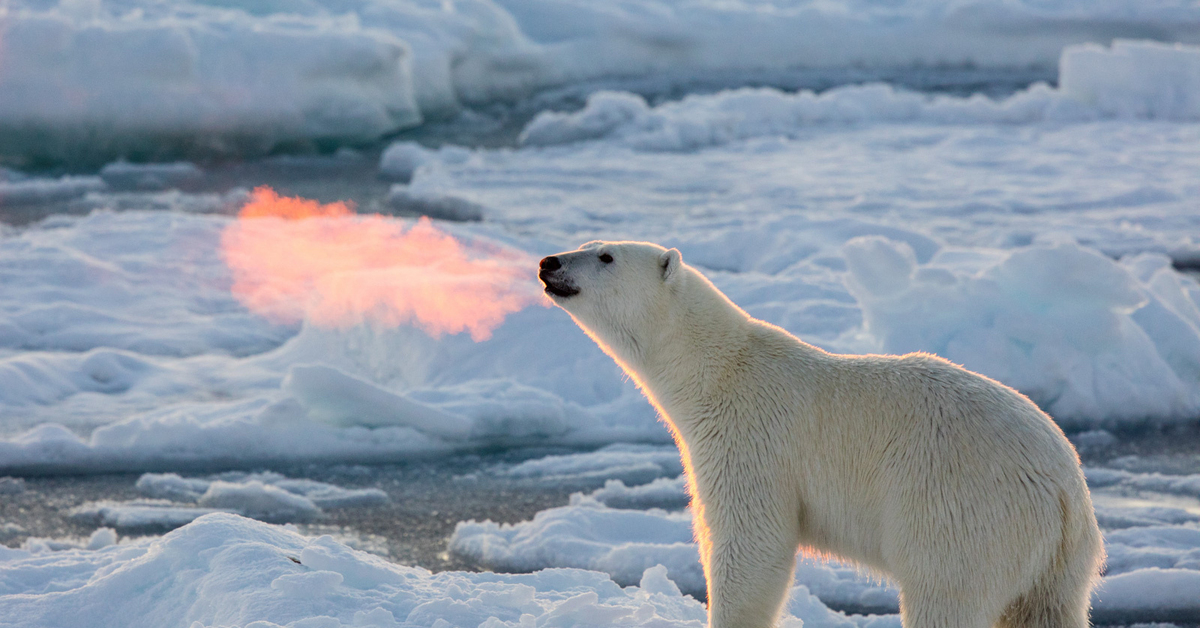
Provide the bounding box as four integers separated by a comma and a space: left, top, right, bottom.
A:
378, 142, 435, 182
284, 364, 473, 440
98, 161, 203, 192
1061, 40, 1200, 120
843, 239, 1200, 426
0, 176, 106, 206
198, 480, 322, 522
574, 476, 690, 511
385, 188, 485, 222
501, 444, 683, 487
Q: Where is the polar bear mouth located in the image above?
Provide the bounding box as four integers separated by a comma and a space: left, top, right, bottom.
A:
539, 271, 580, 298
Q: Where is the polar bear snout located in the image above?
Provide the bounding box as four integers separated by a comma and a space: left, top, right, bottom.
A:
539, 255, 581, 298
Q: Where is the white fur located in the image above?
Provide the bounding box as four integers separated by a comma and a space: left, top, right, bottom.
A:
540, 241, 1104, 628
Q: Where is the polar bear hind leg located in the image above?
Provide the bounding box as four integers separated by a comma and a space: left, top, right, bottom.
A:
998, 495, 1103, 628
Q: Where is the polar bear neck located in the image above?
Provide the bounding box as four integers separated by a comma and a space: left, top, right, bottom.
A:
620, 267, 759, 426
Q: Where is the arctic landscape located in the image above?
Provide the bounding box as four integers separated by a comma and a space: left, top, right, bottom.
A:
2, 0, 1200, 626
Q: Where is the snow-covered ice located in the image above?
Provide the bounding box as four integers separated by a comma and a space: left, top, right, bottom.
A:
4, 1, 1200, 164
0, 513, 888, 628
3, 2, 1200, 622
520, 40, 1200, 151
450, 458, 1200, 619
4, 109, 1200, 470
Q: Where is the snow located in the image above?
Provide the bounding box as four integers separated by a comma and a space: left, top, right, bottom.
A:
3, 2, 1200, 164
0, 513, 880, 628
450, 459, 1200, 617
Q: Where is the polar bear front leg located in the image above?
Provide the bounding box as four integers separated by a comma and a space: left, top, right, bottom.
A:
701, 510, 800, 628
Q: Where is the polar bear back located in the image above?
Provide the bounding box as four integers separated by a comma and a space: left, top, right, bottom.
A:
704, 320, 1087, 582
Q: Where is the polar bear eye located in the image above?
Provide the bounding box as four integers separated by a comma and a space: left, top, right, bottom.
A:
599, 253, 614, 264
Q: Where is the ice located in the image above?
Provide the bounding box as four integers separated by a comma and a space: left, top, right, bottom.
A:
450, 499, 705, 592
0, 477, 26, 494
576, 476, 691, 511
379, 142, 437, 182
1105, 527, 1200, 574
73, 500, 227, 530
385, 188, 486, 222
520, 41, 1200, 151
1086, 468, 1200, 500
0, 5, 421, 165
198, 480, 323, 522
98, 161, 204, 192
0, 176, 106, 206
1061, 40, 1200, 120
0, 512, 864, 628
1093, 569, 1200, 618
4, 1, 1200, 164
5, 114, 1200, 470
283, 365, 474, 440
843, 239, 1200, 426
74, 472, 389, 530
451, 488, 1200, 617
499, 444, 683, 487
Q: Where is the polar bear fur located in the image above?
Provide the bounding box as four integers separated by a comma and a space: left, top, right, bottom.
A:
538, 241, 1104, 628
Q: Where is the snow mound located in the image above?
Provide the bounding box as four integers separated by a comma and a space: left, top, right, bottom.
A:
0, 513, 865, 628
520, 41, 1200, 151
842, 239, 1200, 427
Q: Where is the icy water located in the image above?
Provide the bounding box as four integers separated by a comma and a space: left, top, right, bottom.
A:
0, 448, 582, 572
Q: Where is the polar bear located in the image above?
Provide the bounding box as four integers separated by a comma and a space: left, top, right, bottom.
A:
538, 241, 1104, 628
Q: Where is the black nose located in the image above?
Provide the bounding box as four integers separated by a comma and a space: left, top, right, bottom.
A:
540, 256, 561, 271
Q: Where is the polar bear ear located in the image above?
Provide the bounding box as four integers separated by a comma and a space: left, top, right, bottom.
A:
659, 248, 681, 284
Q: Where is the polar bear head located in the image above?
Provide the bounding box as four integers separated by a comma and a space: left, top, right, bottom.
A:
538, 241, 684, 362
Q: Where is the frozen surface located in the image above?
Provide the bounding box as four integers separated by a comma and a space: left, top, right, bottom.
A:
521, 40, 1200, 151
4, 120, 1200, 470
450, 461, 1200, 616
3, 1, 1200, 163
0, 513, 879, 628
